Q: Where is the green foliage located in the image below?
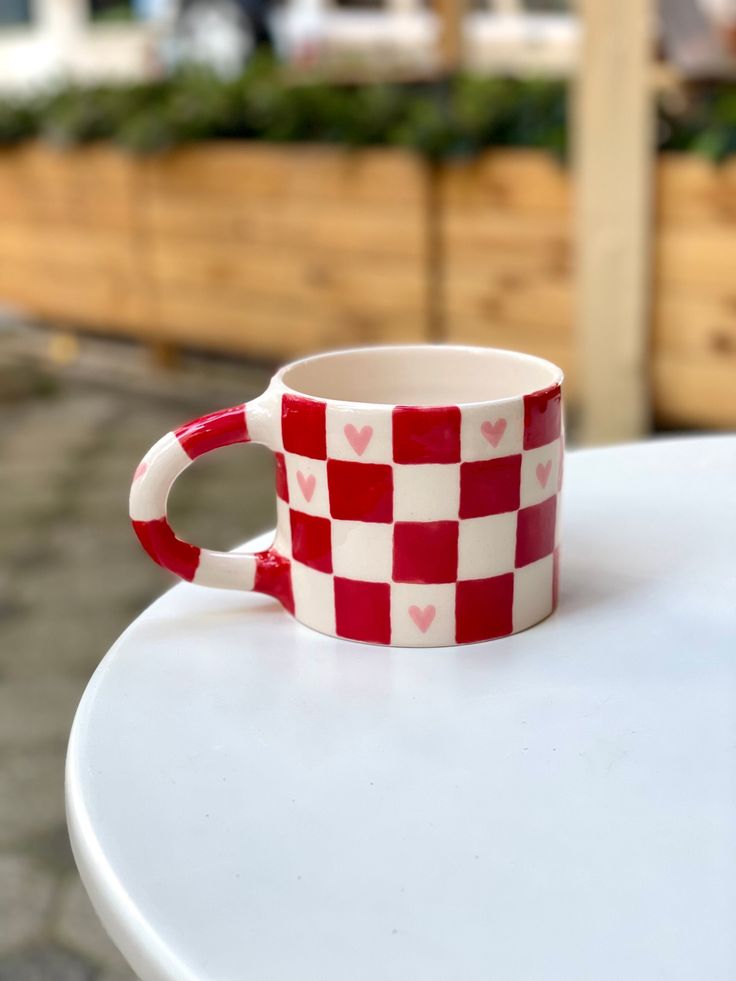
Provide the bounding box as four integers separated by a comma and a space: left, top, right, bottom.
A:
3, 58, 736, 160
0, 58, 569, 158
0, 94, 39, 144
659, 85, 736, 162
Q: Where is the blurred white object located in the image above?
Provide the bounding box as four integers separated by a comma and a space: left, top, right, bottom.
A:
0, 0, 580, 90
162, 0, 254, 75
659, 0, 736, 75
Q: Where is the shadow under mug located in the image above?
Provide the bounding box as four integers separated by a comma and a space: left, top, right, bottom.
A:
130, 345, 564, 647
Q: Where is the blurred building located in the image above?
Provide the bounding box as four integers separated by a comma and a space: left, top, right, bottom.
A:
0, 0, 156, 88
0, 0, 578, 89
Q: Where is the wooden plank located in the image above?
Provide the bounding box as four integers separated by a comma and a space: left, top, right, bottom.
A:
0, 143, 135, 189
443, 209, 570, 238
653, 288, 736, 358
140, 144, 428, 206
0, 222, 144, 275
441, 152, 571, 214
444, 234, 571, 279
655, 228, 736, 291
0, 191, 134, 229
145, 198, 425, 259
653, 357, 736, 428
0, 258, 150, 330
575, 0, 654, 443
149, 245, 424, 311
656, 154, 736, 225
156, 287, 426, 358
446, 276, 573, 334
156, 279, 426, 332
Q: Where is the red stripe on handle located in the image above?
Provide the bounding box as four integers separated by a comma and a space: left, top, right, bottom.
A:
175, 404, 249, 460
254, 550, 295, 614
132, 517, 201, 582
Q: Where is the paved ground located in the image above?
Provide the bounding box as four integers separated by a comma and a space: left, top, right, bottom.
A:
0, 323, 276, 979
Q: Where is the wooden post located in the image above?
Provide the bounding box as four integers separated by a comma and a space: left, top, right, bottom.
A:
575, 0, 654, 443
434, 0, 463, 75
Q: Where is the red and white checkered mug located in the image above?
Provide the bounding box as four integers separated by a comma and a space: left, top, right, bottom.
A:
130, 345, 563, 647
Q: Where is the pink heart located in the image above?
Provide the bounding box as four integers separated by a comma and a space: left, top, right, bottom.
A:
481, 418, 507, 448
133, 461, 148, 481
536, 460, 552, 488
409, 604, 436, 633
297, 471, 316, 502
344, 423, 373, 456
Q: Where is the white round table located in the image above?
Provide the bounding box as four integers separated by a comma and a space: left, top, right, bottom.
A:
66, 437, 736, 981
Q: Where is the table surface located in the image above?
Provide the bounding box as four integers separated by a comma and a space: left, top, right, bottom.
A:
66, 437, 736, 981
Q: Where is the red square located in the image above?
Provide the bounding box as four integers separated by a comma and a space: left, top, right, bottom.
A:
523, 384, 562, 450
392, 406, 461, 464
552, 546, 560, 608
459, 455, 521, 519
455, 574, 514, 643
282, 394, 327, 460
334, 577, 391, 645
393, 521, 458, 584
274, 452, 289, 502
290, 509, 332, 573
327, 460, 393, 523
557, 437, 565, 491
515, 496, 557, 568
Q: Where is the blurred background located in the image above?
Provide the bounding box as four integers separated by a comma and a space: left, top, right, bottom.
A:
1, 0, 735, 976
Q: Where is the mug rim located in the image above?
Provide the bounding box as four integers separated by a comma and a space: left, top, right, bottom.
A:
274, 344, 564, 409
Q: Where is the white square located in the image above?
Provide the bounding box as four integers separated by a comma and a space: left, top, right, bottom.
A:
390, 582, 456, 647
393, 463, 460, 522
284, 453, 329, 517
457, 513, 517, 581
291, 562, 336, 636
331, 520, 393, 582
273, 497, 292, 556
325, 404, 393, 464
520, 439, 561, 509
512, 554, 554, 633
460, 399, 524, 463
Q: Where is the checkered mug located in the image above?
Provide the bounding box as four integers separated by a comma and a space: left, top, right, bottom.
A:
130, 345, 563, 647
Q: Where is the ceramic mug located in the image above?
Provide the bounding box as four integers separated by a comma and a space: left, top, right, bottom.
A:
130, 345, 563, 647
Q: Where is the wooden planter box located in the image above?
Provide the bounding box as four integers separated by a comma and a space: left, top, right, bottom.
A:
0, 143, 734, 427
0, 142, 428, 358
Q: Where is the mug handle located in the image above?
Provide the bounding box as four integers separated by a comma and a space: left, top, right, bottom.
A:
129, 402, 291, 602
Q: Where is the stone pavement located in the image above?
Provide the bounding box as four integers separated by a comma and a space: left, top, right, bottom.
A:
0, 323, 276, 979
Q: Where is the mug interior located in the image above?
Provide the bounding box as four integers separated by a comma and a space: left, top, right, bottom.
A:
280, 345, 562, 406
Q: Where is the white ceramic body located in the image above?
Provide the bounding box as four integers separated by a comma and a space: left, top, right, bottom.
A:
130, 345, 564, 647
